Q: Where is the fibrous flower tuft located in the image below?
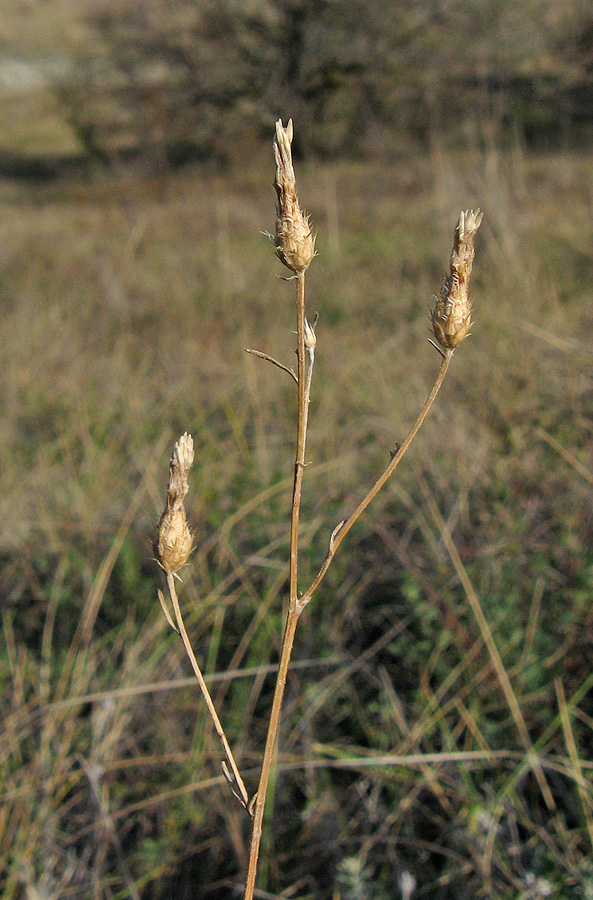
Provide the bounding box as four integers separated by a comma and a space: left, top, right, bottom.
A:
431, 208, 483, 351
156, 432, 194, 574
273, 119, 316, 274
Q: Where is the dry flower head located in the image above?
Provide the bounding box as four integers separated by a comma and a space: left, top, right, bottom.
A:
431, 208, 483, 351
156, 432, 194, 574
273, 119, 315, 274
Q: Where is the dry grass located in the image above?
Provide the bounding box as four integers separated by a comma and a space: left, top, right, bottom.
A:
1, 140, 593, 898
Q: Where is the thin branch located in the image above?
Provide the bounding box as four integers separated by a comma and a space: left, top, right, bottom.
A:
298, 349, 453, 612
537, 426, 593, 487
289, 272, 308, 610
427, 337, 448, 359
164, 572, 250, 814
244, 348, 298, 384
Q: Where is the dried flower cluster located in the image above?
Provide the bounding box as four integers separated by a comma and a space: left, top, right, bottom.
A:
156, 432, 194, 574
273, 119, 315, 274
431, 208, 483, 350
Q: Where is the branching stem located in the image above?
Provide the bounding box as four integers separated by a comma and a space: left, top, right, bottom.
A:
243, 302, 451, 899
298, 349, 453, 612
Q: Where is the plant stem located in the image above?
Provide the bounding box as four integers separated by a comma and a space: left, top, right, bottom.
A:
290, 273, 308, 610
244, 272, 309, 900
243, 608, 299, 899
299, 349, 453, 611
165, 571, 250, 811
244, 316, 449, 898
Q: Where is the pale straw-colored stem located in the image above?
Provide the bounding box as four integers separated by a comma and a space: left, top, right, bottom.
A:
298, 349, 453, 613
245, 321, 445, 898
165, 571, 250, 811
290, 272, 308, 609
243, 608, 299, 900
244, 272, 310, 900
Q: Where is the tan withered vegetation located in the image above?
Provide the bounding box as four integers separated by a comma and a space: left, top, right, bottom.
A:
2, 135, 593, 900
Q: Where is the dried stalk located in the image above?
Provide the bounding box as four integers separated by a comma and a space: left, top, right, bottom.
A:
244, 347, 298, 384
243, 271, 311, 900
243, 342, 453, 900
243, 201, 482, 897
152, 118, 484, 899
155, 434, 250, 813
298, 349, 452, 613
296, 211, 485, 611
164, 572, 250, 812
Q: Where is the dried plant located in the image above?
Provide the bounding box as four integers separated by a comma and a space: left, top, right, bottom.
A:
155, 433, 249, 811
155, 432, 194, 577
431, 208, 483, 352
273, 118, 316, 274
154, 120, 483, 899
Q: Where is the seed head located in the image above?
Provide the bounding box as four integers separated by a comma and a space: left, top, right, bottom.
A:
431, 208, 483, 351
156, 433, 194, 574
273, 119, 315, 274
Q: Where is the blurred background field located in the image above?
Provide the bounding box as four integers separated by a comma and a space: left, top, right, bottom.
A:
2, 2, 593, 899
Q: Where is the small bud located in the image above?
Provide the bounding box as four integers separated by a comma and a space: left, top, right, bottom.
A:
273, 119, 315, 274
304, 317, 317, 350
431, 208, 483, 351
156, 433, 194, 574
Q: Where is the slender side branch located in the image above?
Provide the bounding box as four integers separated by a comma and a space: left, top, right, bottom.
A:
299, 349, 453, 611
165, 572, 250, 813
298, 206, 483, 612
155, 433, 249, 812
244, 347, 298, 384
